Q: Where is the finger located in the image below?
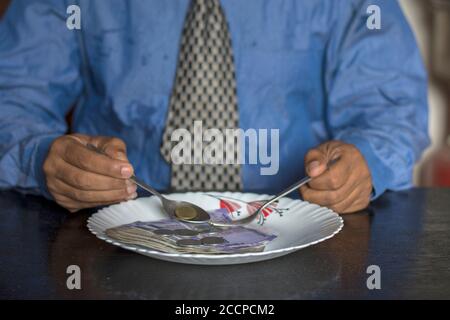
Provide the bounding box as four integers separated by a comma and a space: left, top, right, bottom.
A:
338, 188, 372, 214
304, 148, 328, 178
307, 155, 352, 191
300, 168, 370, 208
300, 173, 357, 207
343, 201, 369, 214
66, 133, 90, 145
328, 184, 362, 213
93, 136, 129, 162
48, 178, 137, 203
327, 180, 371, 213
53, 158, 132, 191
60, 139, 133, 179
304, 141, 344, 178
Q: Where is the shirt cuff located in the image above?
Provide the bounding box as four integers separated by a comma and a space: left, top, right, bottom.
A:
337, 135, 388, 200
33, 135, 58, 200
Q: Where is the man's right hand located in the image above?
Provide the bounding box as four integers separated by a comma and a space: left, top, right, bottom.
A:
43, 134, 137, 212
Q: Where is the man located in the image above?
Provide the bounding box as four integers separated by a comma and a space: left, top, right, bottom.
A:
0, 0, 429, 214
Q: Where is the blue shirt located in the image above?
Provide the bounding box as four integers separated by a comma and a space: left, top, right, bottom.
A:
0, 0, 429, 198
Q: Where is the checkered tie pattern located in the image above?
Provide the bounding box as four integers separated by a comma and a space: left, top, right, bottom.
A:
160, 0, 242, 192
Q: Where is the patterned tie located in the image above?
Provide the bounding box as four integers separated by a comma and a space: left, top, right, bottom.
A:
161, 0, 242, 192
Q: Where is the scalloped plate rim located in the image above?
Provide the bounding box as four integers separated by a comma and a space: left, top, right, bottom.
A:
87, 192, 344, 261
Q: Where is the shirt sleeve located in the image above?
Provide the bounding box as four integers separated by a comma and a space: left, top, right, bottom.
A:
325, 0, 430, 199
0, 0, 83, 198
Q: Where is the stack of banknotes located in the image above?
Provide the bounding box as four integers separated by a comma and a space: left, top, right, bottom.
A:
106, 209, 276, 254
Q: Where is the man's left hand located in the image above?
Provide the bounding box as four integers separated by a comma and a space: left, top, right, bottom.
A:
300, 141, 372, 214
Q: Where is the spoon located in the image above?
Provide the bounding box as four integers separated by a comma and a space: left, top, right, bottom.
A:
86, 143, 339, 227
209, 157, 340, 227
85, 143, 211, 224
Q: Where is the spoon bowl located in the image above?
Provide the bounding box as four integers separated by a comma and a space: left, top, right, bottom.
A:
129, 176, 211, 223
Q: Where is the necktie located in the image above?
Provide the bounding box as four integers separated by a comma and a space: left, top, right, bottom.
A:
161, 0, 242, 192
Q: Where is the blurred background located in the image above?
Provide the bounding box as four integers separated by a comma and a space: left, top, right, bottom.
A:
400, 0, 450, 186
0, 0, 449, 186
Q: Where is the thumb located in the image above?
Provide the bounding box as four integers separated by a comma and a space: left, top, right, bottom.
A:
67, 133, 90, 145
304, 148, 328, 178
95, 137, 130, 162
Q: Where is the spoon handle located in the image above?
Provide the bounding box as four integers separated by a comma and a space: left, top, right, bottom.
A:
210, 157, 341, 227
210, 175, 312, 227
258, 157, 340, 213
129, 175, 166, 200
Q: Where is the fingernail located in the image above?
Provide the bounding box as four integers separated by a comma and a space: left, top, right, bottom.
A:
127, 184, 137, 194
308, 161, 321, 176
308, 161, 320, 170
127, 192, 137, 200
121, 166, 132, 178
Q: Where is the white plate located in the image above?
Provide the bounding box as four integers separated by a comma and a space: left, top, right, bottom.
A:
87, 192, 343, 265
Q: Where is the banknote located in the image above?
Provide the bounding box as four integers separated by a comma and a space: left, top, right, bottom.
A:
106, 208, 276, 254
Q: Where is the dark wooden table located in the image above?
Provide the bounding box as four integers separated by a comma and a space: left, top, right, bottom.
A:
0, 188, 449, 299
